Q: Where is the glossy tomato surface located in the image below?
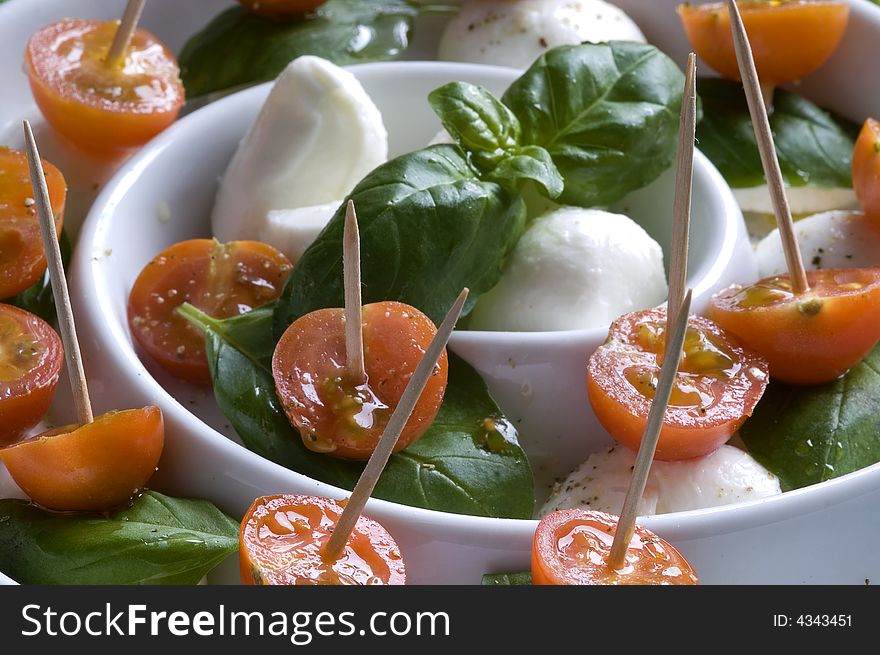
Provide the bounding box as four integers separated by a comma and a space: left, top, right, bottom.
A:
240, 494, 406, 585
0, 304, 63, 446
678, 1, 849, 86
0, 406, 164, 512
853, 118, 880, 223
0, 147, 66, 299
708, 268, 880, 384
273, 301, 447, 460
128, 239, 291, 384
25, 19, 185, 154
587, 307, 769, 460
532, 509, 698, 585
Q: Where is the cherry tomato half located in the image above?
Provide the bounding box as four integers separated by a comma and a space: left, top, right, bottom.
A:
0, 406, 164, 512
0, 147, 66, 299
0, 304, 63, 446
25, 19, 185, 155
587, 307, 769, 460
677, 1, 849, 86
240, 494, 406, 585
708, 268, 880, 384
272, 301, 447, 460
238, 0, 326, 17
532, 509, 698, 585
128, 239, 292, 384
853, 118, 880, 224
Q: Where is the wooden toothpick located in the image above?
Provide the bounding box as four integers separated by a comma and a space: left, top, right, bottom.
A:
23, 121, 94, 425
323, 288, 469, 561
343, 200, 366, 384
608, 289, 692, 570
667, 53, 697, 332
726, 0, 808, 294
105, 0, 146, 68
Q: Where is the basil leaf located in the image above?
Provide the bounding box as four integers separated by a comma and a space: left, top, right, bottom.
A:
273, 144, 526, 332
740, 344, 880, 491
179, 1, 419, 98
696, 77, 857, 189
429, 82, 563, 198
6, 230, 72, 323
502, 42, 685, 208
192, 306, 535, 519
0, 491, 238, 585
481, 572, 532, 585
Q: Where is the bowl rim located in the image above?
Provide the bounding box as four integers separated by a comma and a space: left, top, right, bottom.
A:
72, 58, 880, 540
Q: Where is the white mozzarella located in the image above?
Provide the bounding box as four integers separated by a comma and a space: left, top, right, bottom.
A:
756, 210, 880, 278
541, 444, 781, 517
437, 0, 645, 70
260, 202, 339, 265
468, 207, 668, 331
212, 56, 388, 244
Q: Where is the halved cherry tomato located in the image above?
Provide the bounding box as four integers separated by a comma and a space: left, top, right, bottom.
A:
240, 494, 406, 585
853, 118, 880, 223
532, 509, 698, 585
0, 304, 63, 447
128, 239, 292, 384
272, 301, 447, 460
0, 147, 66, 299
25, 19, 185, 155
587, 307, 769, 460
0, 406, 164, 512
237, 0, 326, 17
677, 1, 849, 86
708, 268, 880, 384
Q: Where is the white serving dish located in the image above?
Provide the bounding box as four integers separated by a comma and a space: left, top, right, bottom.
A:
1, 0, 878, 585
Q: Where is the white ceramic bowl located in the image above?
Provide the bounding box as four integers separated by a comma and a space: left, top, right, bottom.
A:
71, 58, 755, 584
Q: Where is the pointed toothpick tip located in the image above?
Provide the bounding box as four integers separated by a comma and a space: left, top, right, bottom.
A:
22, 120, 93, 425
322, 288, 468, 560
343, 200, 366, 383
608, 289, 693, 570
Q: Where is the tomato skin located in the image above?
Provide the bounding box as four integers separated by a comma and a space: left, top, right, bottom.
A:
708, 268, 880, 385
128, 239, 292, 384
587, 308, 769, 461
677, 1, 849, 86
237, 0, 326, 17
0, 406, 164, 512
853, 118, 880, 224
0, 304, 63, 446
273, 301, 447, 460
0, 147, 66, 299
25, 19, 185, 155
532, 509, 698, 585
240, 494, 405, 585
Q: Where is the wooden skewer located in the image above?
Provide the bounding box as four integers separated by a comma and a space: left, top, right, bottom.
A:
343, 200, 366, 384
105, 0, 146, 68
323, 287, 469, 561
726, 0, 808, 294
608, 289, 692, 571
667, 53, 697, 332
23, 121, 94, 425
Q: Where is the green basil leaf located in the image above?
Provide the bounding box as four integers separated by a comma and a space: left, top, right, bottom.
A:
429, 81, 522, 169
502, 41, 685, 208
273, 144, 526, 332
194, 306, 535, 519
481, 572, 532, 585
0, 491, 238, 585
696, 77, 857, 189
740, 343, 880, 491
6, 230, 73, 323
179, 0, 419, 98
486, 145, 564, 198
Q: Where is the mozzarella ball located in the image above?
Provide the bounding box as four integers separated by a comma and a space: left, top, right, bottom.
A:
438, 0, 645, 69
541, 444, 781, 517
469, 207, 668, 331
756, 210, 880, 278
259, 202, 338, 265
